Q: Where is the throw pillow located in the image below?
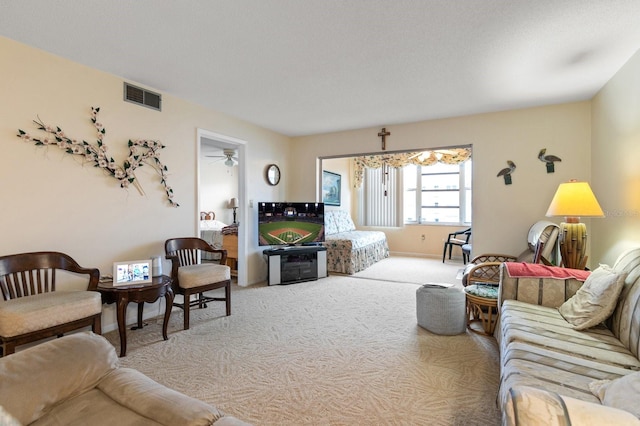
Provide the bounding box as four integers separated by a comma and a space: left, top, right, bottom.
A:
558, 264, 626, 330
589, 372, 640, 418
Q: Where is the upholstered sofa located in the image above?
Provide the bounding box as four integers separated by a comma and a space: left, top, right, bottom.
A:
496, 248, 640, 424
322, 210, 389, 274
0, 332, 251, 426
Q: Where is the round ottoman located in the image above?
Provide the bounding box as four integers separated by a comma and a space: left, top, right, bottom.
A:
416, 284, 466, 335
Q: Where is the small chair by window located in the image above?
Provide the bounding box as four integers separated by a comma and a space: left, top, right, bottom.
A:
442, 228, 472, 263
165, 237, 231, 330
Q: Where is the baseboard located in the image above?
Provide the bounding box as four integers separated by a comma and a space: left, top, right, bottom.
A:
389, 251, 464, 260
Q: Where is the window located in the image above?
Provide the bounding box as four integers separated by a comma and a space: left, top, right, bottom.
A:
404, 160, 472, 225
351, 148, 472, 227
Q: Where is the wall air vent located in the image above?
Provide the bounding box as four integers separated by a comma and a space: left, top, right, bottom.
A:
123, 82, 161, 111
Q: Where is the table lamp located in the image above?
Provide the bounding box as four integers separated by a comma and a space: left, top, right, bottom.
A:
546, 180, 604, 269
228, 197, 239, 224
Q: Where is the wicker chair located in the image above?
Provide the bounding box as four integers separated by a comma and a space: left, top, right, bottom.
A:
461, 221, 560, 287
461, 221, 560, 335
165, 237, 231, 330
0, 251, 102, 356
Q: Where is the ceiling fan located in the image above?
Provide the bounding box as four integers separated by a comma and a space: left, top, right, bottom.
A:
206, 148, 238, 167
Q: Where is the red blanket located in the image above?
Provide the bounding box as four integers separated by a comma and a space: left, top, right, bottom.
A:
505, 262, 590, 281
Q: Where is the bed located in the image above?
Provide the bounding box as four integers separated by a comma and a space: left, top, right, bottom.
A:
199, 212, 238, 275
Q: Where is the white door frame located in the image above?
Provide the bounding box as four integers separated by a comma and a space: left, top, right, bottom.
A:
196, 128, 247, 286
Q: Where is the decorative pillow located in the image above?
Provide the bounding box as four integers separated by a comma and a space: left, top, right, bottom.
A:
558, 264, 626, 330
324, 213, 338, 235
333, 210, 356, 233
589, 372, 640, 417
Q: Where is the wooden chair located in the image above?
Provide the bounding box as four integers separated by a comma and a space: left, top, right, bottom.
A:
442, 228, 472, 263
165, 237, 231, 330
0, 251, 102, 356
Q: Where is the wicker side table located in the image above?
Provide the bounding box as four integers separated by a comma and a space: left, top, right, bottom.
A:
416, 284, 466, 335
464, 284, 499, 336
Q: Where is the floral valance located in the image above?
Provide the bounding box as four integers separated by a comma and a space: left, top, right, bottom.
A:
352, 148, 471, 188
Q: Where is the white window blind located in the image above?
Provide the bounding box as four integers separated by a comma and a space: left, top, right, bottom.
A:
358, 166, 402, 227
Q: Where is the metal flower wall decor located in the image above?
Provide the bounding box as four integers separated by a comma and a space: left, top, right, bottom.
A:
17, 107, 179, 206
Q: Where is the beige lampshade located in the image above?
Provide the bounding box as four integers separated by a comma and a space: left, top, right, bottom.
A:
546, 180, 604, 219
228, 197, 239, 209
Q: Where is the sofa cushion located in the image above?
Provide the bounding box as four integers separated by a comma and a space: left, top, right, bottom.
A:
0, 291, 102, 337
0, 332, 118, 425
589, 371, 640, 418
504, 385, 640, 426
558, 265, 626, 330
501, 300, 640, 371
498, 299, 640, 408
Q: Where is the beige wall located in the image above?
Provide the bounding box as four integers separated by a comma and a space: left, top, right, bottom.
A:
292, 103, 591, 260
0, 37, 291, 330
320, 157, 352, 213
591, 49, 640, 265
200, 161, 238, 226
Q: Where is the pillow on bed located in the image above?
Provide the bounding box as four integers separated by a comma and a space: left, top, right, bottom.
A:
558, 264, 626, 330
200, 220, 227, 230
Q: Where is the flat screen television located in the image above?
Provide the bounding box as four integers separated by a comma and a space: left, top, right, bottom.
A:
258, 202, 325, 246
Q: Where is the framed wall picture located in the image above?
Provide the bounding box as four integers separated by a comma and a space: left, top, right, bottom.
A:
322, 170, 341, 206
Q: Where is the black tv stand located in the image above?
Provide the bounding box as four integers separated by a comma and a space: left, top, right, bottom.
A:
263, 246, 327, 285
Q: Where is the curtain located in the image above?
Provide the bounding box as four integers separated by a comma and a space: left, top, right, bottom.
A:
352, 147, 471, 188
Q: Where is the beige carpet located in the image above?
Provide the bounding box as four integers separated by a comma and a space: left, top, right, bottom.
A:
352, 255, 463, 286
104, 263, 500, 425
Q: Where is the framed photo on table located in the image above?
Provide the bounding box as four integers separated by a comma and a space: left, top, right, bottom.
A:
112, 259, 152, 286
322, 170, 341, 206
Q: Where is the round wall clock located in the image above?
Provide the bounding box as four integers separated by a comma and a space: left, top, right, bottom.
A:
266, 164, 281, 186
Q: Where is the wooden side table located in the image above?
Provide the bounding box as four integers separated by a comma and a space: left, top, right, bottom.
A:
98, 275, 174, 357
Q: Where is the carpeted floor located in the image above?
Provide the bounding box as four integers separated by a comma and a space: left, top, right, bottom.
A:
104, 257, 500, 426
352, 255, 463, 286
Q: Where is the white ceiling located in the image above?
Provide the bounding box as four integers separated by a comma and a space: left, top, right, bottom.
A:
2, 1, 640, 137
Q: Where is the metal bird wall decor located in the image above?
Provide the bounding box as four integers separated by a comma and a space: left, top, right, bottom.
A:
538, 148, 562, 173
497, 160, 516, 185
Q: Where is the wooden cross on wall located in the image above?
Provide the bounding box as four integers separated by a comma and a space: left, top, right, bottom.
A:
378, 127, 390, 150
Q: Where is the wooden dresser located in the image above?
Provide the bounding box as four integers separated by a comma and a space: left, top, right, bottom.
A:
222, 234, 238, 276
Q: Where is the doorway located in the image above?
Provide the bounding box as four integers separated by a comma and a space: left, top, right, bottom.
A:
197, 129, 247, 286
